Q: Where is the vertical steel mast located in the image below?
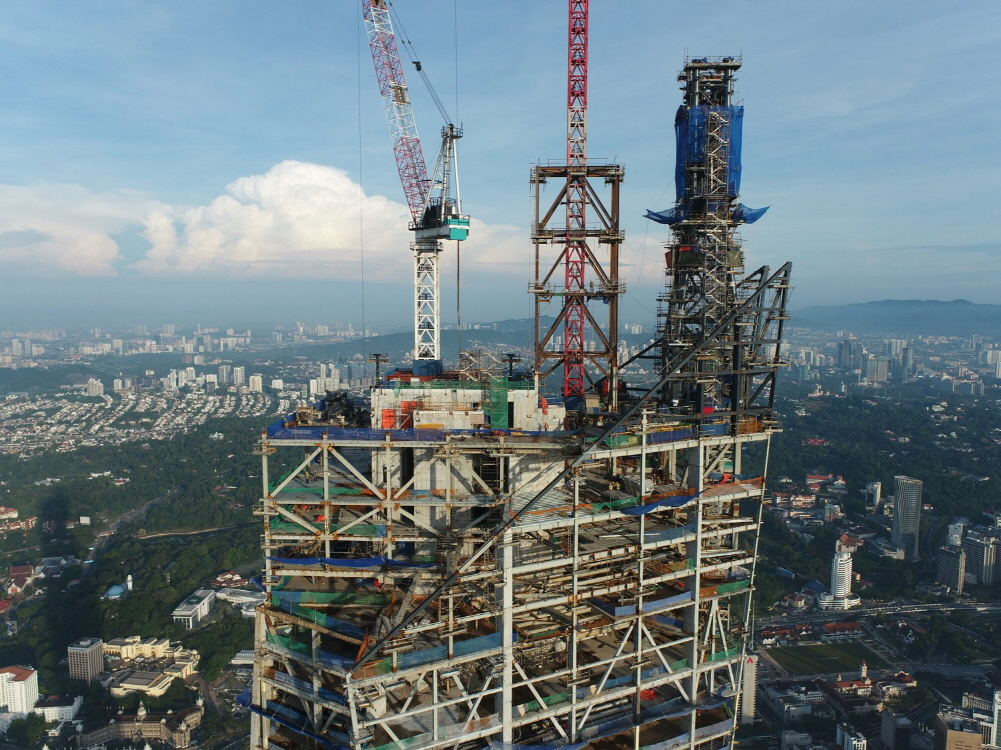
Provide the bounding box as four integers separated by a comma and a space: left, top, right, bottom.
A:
363, 0, 468, 367
563, 0, 588, 398
532, 1, 623, 409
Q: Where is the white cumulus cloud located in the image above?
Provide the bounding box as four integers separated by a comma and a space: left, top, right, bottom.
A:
133, 160, 528, 281
0, 162, 531, 283
0, 182, 158, 276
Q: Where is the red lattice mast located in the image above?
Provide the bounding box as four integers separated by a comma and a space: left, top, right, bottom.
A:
563, 0, 588, 397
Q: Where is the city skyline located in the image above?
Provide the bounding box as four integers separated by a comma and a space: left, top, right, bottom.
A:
0, 2, 997, 330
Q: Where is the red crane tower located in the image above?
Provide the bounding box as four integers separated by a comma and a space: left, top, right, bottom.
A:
532, 0, 623, 406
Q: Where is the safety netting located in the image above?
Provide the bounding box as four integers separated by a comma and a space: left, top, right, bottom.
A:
268, 519, 387, 537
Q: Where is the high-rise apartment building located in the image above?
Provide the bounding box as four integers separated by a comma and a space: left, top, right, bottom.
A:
248, 375, 263, 393
218, 365, 232, 384
0, 666, 38, 714
232, 366, 246, 386
831, 551, 853, 598
892, 476, 923, 561
962, 532, 996, 585
740, 654, 758, 725
947, 518, 967, 547
68, 637, 104, 682
936, 546, 966, 594
837, 722, 867, 750
864, 481, 881, 511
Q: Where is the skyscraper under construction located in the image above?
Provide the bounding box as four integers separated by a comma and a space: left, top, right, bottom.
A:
245, 44, 790, 750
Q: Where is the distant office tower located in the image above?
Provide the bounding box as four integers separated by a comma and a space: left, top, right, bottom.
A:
831, 551, 853, 598
885, 339, 907, 358
881, 711, 912, 750
838, 338, 863, 369
962, 531, 996, 585
892, 476, 922, 561
248, 375, 263, 393
232, 366, 246, 386
936, 545, 965, 594
865, 356, 890, 383
218, 365, 232, 384
739, 654, 758, 725
864, 482, 881, 511
68, 637, 104, 682
901, 347, 913, 375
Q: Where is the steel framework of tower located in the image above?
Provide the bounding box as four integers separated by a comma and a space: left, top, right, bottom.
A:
246, 54, 791, 750
532, 0, 624, 404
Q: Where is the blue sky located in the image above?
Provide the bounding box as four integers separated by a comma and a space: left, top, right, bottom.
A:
0, 1, 997, 331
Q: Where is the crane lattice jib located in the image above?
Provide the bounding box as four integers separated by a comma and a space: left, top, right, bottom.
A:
363, 0, 429, 225
564, 0, 588, 397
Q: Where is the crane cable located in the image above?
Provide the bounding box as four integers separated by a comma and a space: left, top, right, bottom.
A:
356, 4, 368, 359
453, 0, 461, 364
386, 1, 451, 125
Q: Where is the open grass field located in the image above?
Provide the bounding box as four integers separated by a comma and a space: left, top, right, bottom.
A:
763, 642, 887, 676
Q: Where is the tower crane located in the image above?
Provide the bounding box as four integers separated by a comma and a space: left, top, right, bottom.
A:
363, 0, 468, 372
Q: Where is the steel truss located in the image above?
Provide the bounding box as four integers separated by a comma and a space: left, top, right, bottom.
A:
414, 246, 442, 360
531, 163, 624, 404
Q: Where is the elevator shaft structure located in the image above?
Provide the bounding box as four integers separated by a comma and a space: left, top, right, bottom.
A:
532, 0, 623, 405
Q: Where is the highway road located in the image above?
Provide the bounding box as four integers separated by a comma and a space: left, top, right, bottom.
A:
756, 601, 1001, 629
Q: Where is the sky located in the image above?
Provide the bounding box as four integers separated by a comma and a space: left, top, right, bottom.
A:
0, 1, 998, 332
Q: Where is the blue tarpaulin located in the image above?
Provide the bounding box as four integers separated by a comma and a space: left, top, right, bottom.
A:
646, 204, 768, 226
621, 491, 700, 517
676, 105, 743, 198
646, 103, 767, 227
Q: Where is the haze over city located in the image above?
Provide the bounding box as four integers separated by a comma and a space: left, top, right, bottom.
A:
0, 1, 997, 331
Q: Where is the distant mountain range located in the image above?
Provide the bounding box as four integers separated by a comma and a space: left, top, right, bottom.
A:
792, 299, 1001, 336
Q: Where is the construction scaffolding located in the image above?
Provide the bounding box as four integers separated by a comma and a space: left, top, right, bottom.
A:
247, 55, 790, 750
531, 0, 624, 406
